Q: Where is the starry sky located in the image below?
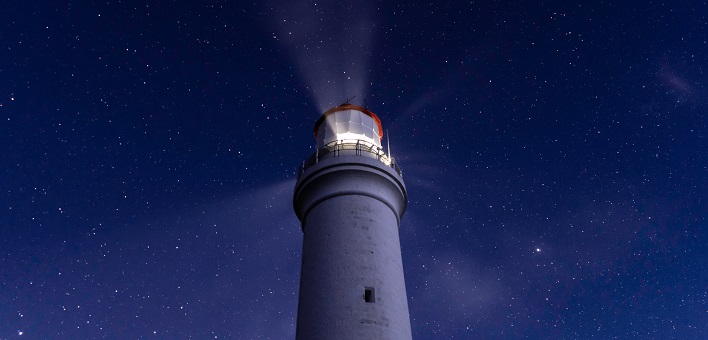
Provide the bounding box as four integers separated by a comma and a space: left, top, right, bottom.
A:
1, 1, 706, 339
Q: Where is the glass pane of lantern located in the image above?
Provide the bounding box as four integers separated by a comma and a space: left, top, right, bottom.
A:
336, 122, 348, 135
335, 110, 347, 123
362, 115, 373, 128
326, 126, 336, 140
350, 111, 362, 124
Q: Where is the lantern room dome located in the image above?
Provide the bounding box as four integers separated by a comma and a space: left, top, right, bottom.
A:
314, 104, 384, 149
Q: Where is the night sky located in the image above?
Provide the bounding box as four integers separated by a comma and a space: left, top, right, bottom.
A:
1, 1, 706, 339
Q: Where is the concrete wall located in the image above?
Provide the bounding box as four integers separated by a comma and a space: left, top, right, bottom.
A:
293, 156, 411, 339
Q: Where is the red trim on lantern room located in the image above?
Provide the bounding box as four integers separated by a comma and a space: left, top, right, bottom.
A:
313, 104, 384, 140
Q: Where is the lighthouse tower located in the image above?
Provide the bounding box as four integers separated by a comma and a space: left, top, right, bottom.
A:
293, 104, 411, 339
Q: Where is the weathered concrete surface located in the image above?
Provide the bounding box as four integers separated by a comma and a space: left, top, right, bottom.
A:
293, 155, 411, 340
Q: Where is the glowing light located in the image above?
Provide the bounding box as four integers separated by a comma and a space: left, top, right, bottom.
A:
316, 106, 383, 148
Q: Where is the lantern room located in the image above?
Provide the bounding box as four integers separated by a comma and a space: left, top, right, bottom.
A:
314, 104, 384, 149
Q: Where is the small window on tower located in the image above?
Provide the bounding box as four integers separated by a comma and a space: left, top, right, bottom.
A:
364, 287, 375, 303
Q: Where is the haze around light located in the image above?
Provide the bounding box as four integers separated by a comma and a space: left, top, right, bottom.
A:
268, 0, 378, 113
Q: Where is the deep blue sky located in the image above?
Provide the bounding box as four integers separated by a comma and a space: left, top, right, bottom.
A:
1, 1, 706, 338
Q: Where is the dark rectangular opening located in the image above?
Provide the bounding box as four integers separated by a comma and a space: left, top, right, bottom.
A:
364, 287, 375, 303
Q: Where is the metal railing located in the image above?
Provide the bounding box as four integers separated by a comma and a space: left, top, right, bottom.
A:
298, 140, 403, 178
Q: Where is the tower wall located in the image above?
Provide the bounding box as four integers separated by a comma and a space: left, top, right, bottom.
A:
293, 155, 411, 339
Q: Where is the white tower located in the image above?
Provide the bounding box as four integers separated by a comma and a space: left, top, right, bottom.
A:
293, 104, 411, 339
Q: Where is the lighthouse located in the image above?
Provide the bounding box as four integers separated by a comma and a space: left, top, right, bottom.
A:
293, 104, 411, 339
